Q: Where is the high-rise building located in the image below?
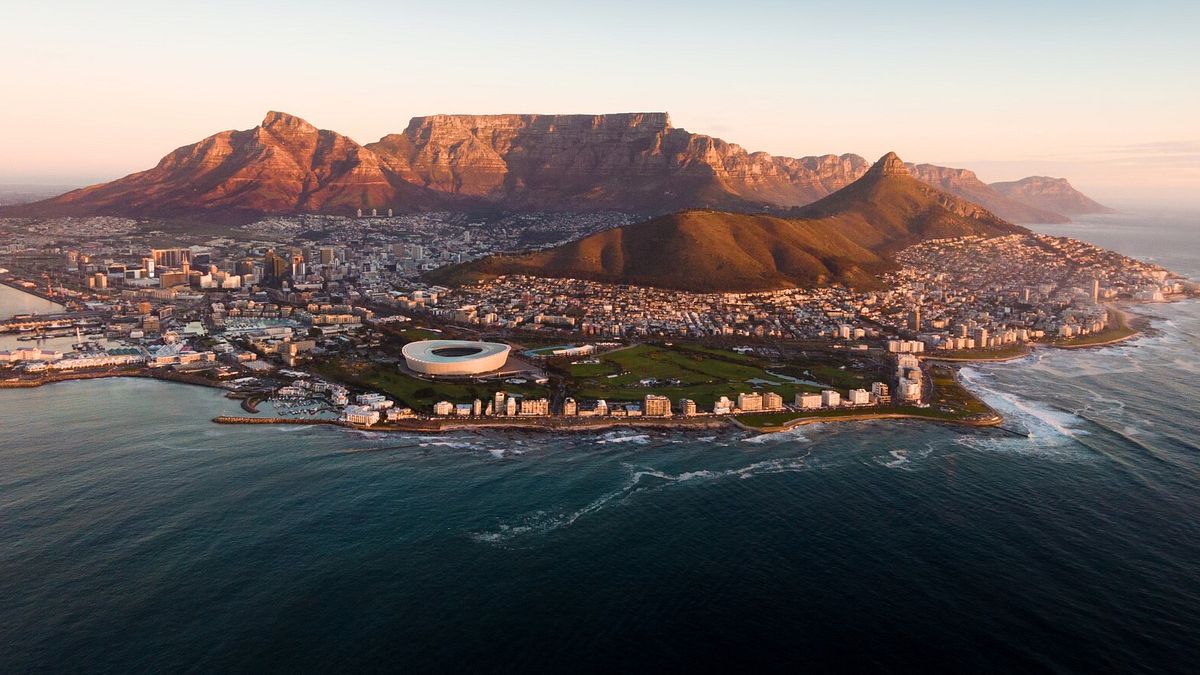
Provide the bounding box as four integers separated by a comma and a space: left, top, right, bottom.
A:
519, 398, 550, 416
713, 396, 733, 415
643, 394, 672, 417
677, 399, 697, 416
736, 392, 764, 412
821, 390, 841, 408
290, 252, 306, 279
562, 398, 577, 416
235, 259, 256, 277
263, 250, 288, 281
795, 392, 822, 410
493, 391, 507, 416
152, 248, 191, 268
764, 392, 784, 410
910, 307, 922, 332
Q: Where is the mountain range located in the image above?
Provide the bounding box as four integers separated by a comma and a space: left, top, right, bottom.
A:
427, 152, 1029, 292
2, 112, 1110, 223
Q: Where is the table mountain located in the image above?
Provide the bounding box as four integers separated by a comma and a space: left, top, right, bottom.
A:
426, 152, 1028, 292
2, 111, 1103, 223
366, 113, 869, 212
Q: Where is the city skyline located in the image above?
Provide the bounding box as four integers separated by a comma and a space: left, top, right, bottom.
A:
2, 0, 1197, 207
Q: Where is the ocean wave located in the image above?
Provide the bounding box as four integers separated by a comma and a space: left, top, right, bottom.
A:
880, 449, 910, 469
417, 439, 485, 451
595, 432, 652, 445
740, 427, 813, 445
470, 451, 816, 545
875, 442, 936, 470
344, 430, 392, 440
956, 369, 1100, 461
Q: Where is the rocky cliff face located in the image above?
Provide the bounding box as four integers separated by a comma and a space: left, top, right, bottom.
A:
366, 113, 869, 211
14, 112, 441, 219
4, 111, 1104, 222
906, 164, 1069, 224
990, 176, 1114, 215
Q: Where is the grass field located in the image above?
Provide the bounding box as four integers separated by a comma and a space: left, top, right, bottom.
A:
560, 343, 875, 407
313, 357, 548, 410
926, 344, 1030, 361
927, 365, 993, 417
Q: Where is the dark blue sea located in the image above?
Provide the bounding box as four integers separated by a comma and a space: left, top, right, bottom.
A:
2, 211, 1199, 673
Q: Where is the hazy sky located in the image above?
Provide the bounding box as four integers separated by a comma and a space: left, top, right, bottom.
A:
2, 0, 1197, 207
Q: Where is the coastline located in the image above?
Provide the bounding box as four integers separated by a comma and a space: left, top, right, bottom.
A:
214, 414, 734, 434
1045, 303, 1146, 350
923, 300, 1172, 363
4, 297, 1190, 437
731, 410, 1003, 434
0, 367, 230, 391
923, 349, 1030, 363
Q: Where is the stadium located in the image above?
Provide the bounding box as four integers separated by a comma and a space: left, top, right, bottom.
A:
401, 340, 511, 376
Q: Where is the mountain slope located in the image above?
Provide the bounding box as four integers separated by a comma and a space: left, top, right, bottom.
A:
906, 164, 1069, 223
2, 111, 1106, 222
990, 176, 1115, 215
2, 112, 443, 220
366, 113, 869, 212
427, 153, 1028, 292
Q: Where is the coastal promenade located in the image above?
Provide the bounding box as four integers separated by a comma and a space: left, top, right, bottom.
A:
214, 414, 732, 434
733, 410, 1003, 434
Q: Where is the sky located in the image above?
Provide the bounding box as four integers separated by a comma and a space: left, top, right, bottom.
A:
1, 0, 1197, 207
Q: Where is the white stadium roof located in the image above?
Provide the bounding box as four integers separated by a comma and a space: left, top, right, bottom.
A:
401, 340, 511, 376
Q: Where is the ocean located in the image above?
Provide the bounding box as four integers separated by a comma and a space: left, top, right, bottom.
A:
1, 212, 1198, 673
0, 283, 63, 321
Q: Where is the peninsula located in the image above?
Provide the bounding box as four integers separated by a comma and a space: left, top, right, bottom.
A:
0, 121, 1191, 439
